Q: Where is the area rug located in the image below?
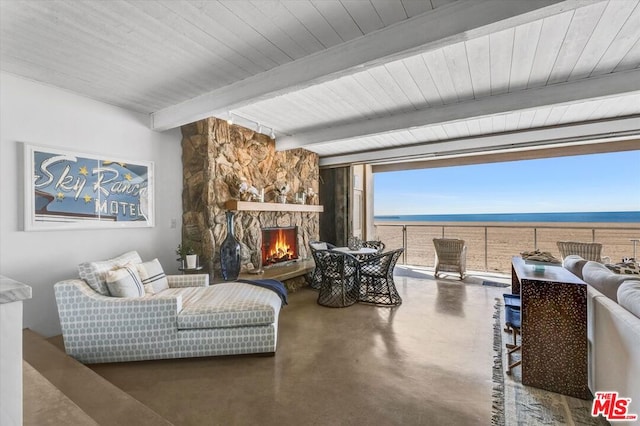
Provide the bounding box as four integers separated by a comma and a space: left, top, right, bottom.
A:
483, 280, 510, 287
491, 299, 609, 425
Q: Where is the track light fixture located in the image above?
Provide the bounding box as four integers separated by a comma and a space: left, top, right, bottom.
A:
225, 112, 276, 139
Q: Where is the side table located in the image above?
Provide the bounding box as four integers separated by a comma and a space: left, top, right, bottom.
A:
511, 256, 590, 400
178, 266, 204, 275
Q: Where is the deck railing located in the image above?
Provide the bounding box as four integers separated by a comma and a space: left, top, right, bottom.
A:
374, 221, 640, 274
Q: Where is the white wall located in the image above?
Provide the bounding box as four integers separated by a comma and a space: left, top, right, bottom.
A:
0, 72, 184, 337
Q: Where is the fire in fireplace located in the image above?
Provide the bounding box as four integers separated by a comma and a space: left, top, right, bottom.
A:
261, 226, 298, 266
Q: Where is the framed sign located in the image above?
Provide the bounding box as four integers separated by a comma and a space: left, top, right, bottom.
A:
24, 144, 154, 231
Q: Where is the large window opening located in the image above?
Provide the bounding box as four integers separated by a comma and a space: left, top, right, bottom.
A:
372, 151, 640, 272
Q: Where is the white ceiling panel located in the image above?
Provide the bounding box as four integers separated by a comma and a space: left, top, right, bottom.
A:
603, 93, 640, 117
489, 28, 514, 96
517, 110, 538, 129
431, 125, 449, 140
370, 0, 409, 26
614, 37, 640, 72
465, 35, 491, 99
423, 48, 460, 103
401, 0, 437, 16
547, 2, 607, 85
309, 0, 363, 42
491, 114, 507, 133
442, 42, 474, 101
569, 0, 639, 81
591, 3, 640, 75
280, 1, 344, 48
408, 126, 440, 142
503, 113, 521, 132
400, 54, 444, 106
530, 107, 554, 128
382, 60, 427, 108
340, 0, 385, 34
2, 0, 639, 166
476, 116, 494, 134
509, 20, 543, 92
526, 11, 573, 89
367, 66, 417, 111
560, 100, 603, 124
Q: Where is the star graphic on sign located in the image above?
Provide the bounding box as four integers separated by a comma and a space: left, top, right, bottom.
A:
124, 173, 132, 181
83, 194, 92, 203
56, 192, 65, 201
79, 165, 89, 176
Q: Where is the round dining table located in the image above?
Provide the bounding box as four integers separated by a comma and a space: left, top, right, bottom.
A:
332, 247, 378, 256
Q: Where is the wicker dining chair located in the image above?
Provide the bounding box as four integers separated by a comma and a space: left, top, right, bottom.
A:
309, 241, 336, 290
433, 238, 467, 280
359, 248, 404, 306
315, 250, 360, 308
362, 240, 386, 253
556, 241, 609, 263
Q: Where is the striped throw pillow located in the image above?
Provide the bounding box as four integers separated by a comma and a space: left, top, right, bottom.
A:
136, 258, 169, 294
106, 265, 144, 298
78, 251, 143, 295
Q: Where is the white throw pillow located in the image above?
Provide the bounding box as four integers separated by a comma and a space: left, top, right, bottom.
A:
563, 255, 587, 279
78, 251, 143, 295
136, 258, 169, 294
583, 261, 630, 302
311, 242, 328, 250
106, 265, 145, 298
617, 280, 640, 319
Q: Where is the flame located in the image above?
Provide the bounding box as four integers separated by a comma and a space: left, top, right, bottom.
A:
263, 228, 297, 265
268, 229, 292, 259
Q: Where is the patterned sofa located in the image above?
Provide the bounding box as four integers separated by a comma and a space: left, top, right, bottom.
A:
54, 251, 282, 364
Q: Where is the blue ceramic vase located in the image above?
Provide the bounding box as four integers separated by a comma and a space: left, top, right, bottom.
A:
220, 211, 241, 281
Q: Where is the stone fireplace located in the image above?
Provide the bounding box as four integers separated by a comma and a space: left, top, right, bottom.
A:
262, 226, 298, 266
180, 117, 320, 286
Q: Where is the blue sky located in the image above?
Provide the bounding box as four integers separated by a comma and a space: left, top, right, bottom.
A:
374, 150, 640, 215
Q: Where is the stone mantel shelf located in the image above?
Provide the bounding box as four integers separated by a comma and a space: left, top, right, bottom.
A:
225, 200, 324, 213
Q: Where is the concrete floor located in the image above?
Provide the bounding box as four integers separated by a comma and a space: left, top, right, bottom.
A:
29, 268, 510, 425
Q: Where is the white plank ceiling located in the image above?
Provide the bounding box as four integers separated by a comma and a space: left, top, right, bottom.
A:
2, 0, 639, 166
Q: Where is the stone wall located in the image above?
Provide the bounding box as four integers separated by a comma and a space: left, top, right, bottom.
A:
181, 117, 320, 280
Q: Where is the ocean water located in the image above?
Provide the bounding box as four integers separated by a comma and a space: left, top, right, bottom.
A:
374, 211, 640, 223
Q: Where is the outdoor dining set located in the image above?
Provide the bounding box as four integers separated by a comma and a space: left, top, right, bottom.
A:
309, 240, 404, 308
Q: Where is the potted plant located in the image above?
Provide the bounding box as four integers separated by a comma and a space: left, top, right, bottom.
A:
176, 243, 198, 269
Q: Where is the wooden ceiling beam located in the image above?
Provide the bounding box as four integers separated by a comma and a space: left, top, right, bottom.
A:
279, 69, 640, 152
318, 115, 640, 167
150, 0, 571, 131
369, 138, 640, 173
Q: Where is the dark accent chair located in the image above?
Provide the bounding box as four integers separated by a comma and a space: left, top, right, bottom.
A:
362, 240, 386, 253
315, 250, 360, 308
503, 293, 522, 375
308, 241, 336, 290
358, 248, 403, 306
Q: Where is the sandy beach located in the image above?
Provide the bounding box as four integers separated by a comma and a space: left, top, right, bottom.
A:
374, 221, 640, 274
